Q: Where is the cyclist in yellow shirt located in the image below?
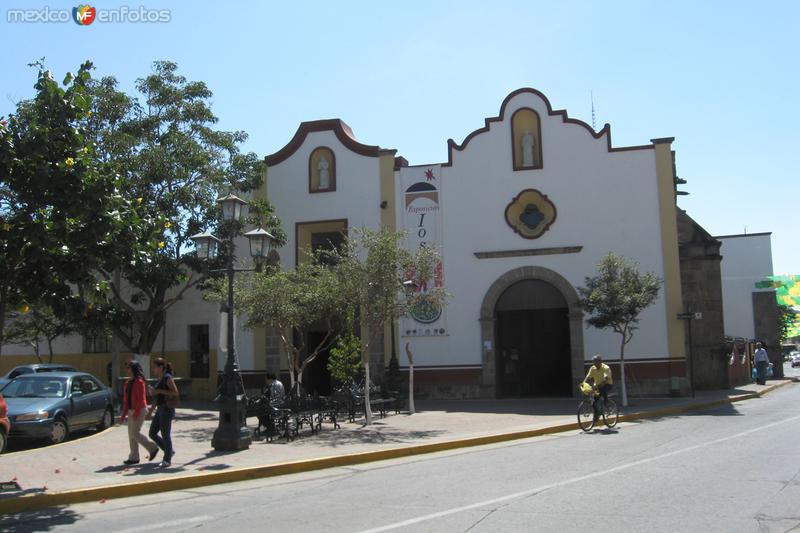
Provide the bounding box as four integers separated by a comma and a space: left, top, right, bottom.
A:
584, 355, 613, 421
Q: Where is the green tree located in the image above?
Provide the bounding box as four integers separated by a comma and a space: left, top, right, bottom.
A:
0, 61, 134, 354
233, 260, 346, 391
327, 310, 363, 387
80, 61, 279, 356
330, 227, 446, 424
777, 304, 797, 343
4, 304, 76, 363
577, 252, 661, 407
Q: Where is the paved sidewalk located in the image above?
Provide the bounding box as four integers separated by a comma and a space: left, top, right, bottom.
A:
0, 379, 793, 512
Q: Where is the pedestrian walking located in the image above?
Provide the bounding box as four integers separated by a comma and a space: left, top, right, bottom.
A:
754, 342, 769, 385
147, 357, 179, 468
120, 360, 159, 465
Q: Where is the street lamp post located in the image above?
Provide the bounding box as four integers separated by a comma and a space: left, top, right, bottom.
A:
191, 193, 276, 451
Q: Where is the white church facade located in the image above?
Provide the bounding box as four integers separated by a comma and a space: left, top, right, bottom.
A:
259, 88, 688, 398
1, 88, 698, 399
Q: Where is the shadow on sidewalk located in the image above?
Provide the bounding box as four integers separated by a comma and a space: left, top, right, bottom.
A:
0, 506, 81, 532
172, 426, 216, 442
261, 426, 447, 449
671, 401, 743, 417
95, 449, 236, 476
175, 411, 219, 422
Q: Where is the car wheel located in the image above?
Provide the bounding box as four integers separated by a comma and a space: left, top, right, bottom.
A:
97, 407, 113, 431
0, 428, 6, 454
50, 416, 69, 445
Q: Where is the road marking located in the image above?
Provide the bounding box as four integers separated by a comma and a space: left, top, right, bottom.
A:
358, 413, 800, 533
114, 515, 214, 533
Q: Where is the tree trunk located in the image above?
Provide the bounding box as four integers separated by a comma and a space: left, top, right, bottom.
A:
409, 363, 415, 414
405, 342, 415, 415
363, 359, 373, 424
619, 333, 628, 407
111, 270, 122, 394
33, 340, 42, 364
47, 338, 54, 363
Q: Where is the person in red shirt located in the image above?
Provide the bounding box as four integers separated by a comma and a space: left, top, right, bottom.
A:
120, 360, 158, 465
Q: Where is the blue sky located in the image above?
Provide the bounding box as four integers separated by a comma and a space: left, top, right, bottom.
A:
2, 1, 798, 274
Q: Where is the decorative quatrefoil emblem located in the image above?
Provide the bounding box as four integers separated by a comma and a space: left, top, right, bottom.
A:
504, 189, 556, 239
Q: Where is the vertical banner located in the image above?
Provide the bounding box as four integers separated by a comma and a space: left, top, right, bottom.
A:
400, 165, 447, 337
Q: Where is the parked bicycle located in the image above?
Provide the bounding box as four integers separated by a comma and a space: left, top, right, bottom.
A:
577, 382, 619, 431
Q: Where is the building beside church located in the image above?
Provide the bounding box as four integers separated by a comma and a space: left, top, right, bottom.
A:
2, 88, 781, 400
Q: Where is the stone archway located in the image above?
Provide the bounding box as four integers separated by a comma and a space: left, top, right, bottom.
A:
479, 266, 585, 398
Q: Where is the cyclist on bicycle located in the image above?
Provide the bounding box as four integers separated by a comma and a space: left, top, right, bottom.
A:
583, 355, 613, 421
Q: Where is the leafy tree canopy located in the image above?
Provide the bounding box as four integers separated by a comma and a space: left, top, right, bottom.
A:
0, 60, 134, 352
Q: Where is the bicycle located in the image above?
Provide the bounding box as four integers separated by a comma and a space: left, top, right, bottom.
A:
577, 382, 619, 431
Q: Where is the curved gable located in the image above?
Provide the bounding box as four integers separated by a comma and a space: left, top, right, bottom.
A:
442, 87, 653, 167
265, 119, 389, 167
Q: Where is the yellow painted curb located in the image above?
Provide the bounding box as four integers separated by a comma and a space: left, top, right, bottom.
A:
0, 380, 792, 514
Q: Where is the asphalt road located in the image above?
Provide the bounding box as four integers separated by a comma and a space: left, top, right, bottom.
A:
3, 378, 799, 533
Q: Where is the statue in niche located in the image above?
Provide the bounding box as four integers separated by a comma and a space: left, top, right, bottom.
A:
318, 155, 330, 189
521, 130, 535, 167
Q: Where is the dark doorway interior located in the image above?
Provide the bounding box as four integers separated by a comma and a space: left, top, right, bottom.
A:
189, 324, 210, 379
495, 280, 572, 397
302, 330, 333, 396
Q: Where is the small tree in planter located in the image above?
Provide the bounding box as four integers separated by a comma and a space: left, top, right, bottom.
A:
329, 227, 446, 424
327, 311, 362, 390
577, 252, 661, 407
234, 261, 346, 391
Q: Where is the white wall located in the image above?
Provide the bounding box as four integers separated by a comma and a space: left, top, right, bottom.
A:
0, 278, 228, 369
266, 129, 383, 268
398, 90, 670, 367
718, 233, 774, 339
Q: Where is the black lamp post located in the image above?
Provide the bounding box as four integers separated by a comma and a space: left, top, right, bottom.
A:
191, 193, 276, 451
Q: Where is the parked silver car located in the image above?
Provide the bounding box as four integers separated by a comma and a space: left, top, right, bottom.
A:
791, 352, 800, 368
0, 372, 114, 444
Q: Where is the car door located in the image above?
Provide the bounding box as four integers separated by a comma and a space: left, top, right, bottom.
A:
69, 377, 93, 429
83, 376, 106, 424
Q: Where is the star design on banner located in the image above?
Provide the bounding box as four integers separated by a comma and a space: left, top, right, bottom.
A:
425, 168, 435, 181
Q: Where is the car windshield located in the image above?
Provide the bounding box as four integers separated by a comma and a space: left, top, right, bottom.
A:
1, 377, 67, 398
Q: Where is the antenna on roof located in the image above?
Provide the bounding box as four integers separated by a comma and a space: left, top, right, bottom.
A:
591, 90, 596, 131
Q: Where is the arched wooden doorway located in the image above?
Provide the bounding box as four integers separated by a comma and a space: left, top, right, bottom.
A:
495, 280, 571, 397
480, 266, 585, 398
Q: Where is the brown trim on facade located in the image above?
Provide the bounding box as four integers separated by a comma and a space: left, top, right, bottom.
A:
510, 107, 544, 171
442, 88, 654, 167
265, 119, 386, 167
308, 146, 336, 193
650, 137, 675, 144
394, 156, 409, 170
294, 218, 349, 266
474, 246, 582, 259
593, 357, 687, 363
583, 359, 687, 380
397, 365, 482, 370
